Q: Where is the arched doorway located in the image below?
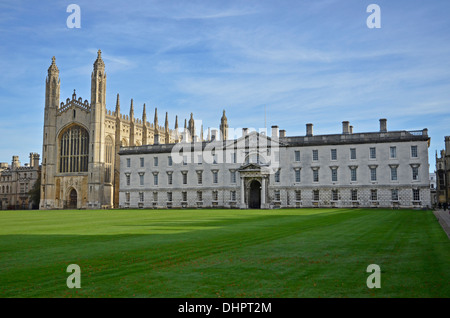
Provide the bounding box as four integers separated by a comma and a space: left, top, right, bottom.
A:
69, 189, 77, 209
249, 180, 261, 209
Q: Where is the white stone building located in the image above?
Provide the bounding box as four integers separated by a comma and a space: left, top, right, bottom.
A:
429, 172, 437, 206
119, 119, 431, 209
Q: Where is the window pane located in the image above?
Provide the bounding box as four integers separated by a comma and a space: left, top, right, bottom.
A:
59, 126, 89, 173
351, 168, 357, 181
370, 168, 377, 181
230, 171, 236, 183
313, 190, 319, 201
371, 189, 377, 200
370, 147, 376, 159
413, 189, 420, 200
331, 149, 337, 160
391, 167, 397, 180
390, 147, 396, 158
331, 168, 337, 182
412, 167, 419, 180
313, 170, 319, 182
332, 190, 338, 201
312, 150, 318, 161
350, 148, 356, 160
391, 189, 398, 200
275, 170, 280, 182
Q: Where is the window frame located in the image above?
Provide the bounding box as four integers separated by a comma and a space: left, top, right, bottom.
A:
331, 149, 337, 161
369, 147, 376, 159
411, 145, 418, 158
350, 148, 356, 160
312, 150, 319, 161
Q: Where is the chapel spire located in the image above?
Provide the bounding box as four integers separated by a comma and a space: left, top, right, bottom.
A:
93, 49, 105, 71
142, 103, 147, 123
188, 113, 195, 142
115, 94, 120, 116
129, 98, 134, 120
48, 56, 59, 76
91, 49, 106, 105
154, 107, 159, 129
45, 56, 60, 109
220, 109, 228, 141
165, 112, 169, 132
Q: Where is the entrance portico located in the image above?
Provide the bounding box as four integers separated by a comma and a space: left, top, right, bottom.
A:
239, 163, 269, 209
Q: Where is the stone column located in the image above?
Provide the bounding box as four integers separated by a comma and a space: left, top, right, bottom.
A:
261, 177, 266, 208
240, 177, 245, 208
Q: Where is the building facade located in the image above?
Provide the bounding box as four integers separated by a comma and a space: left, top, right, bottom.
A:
40, 51, 212, 209
0, 154, 40, 210
119, 119, 431, 209
435, 136, 450, 205
429, 172, 437, 207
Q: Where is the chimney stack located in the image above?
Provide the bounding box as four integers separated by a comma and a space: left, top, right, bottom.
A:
29, 153, 40, 168
34, 154, 40, 168
306, 123, 313, 136
11, 156, 20, 169
349, 125, 353, 134
342, 121, 350, 134
379, 118, 387, 132
271, 125, 279, 139
242, 128, 249, 137
211, 129, 218, 141
445, 136, 450, 155
279, 129, 286, 138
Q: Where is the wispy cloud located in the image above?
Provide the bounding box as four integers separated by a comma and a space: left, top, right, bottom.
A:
0, 0, 449, 168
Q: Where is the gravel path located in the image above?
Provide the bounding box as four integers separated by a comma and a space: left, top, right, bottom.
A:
434, 209, 450, 240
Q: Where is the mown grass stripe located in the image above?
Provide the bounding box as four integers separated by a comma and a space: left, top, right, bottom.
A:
0, 208, 448, 298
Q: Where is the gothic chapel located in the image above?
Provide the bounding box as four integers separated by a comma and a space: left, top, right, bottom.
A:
40, 50, 224, 209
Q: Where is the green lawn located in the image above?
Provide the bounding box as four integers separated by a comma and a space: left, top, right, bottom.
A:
0, 208, 449, 298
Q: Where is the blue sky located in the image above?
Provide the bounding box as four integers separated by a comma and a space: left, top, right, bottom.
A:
0, 0, 449, 171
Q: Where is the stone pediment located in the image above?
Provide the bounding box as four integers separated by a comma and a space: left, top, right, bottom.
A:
239, 163, 262, 171
238, 162, 273, 175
